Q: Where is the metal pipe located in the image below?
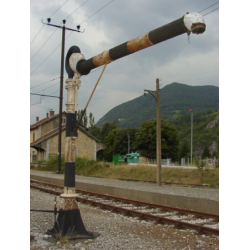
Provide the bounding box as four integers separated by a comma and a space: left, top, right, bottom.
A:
58, 24, 66, 173
75, 12, 206, 76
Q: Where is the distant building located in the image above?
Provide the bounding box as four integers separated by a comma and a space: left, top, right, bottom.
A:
30, 109, 105, 162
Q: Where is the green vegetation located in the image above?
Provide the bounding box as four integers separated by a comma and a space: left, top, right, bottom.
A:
96, 83, 219, 129
169, 110, 219, 158
134, 119, 179, 160
31, 157, 219, 188
91, 110, 219, 161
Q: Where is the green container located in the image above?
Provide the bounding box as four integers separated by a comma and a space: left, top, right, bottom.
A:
126, 153, 140, 164
113, 154, 123, 166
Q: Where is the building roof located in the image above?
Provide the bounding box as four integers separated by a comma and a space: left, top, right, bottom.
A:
30, 112, 66, 129
30, 125, 66, 147
30, 112, 104, 148
30, 124, 104, 148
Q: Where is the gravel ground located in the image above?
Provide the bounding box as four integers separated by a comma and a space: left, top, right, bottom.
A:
30, 188, 219, 250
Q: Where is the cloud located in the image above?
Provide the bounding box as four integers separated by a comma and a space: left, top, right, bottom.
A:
30, 0, 219, 124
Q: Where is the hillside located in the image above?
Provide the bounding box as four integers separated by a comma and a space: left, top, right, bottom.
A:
96, 83, 219, 129
169, 111, 219, 157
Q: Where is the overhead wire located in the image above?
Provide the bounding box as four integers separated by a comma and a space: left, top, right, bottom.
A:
30, 0, 115, 75
79, 0, 114, 25
36, 81, 60, 93
203, 7, 219, 16
86, 72, 219, 119
198, 2, 219, 13
30, 0, 90, 62
30, 77, 60, 89
64, 0, 89, 19
30, 0, 69, 46
30, 88, 60, 106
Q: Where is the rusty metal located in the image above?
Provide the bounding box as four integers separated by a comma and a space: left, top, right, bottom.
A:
31, 179, 219, 236
74, 13, 206, 75
127, 33, 153, 53
93, 51, 113, 67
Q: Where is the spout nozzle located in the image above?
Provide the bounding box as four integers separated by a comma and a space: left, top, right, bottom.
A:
191, 23, 206, 34
184, 12, 206, 35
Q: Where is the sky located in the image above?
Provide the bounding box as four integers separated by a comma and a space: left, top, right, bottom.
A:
30, 0, 219, 125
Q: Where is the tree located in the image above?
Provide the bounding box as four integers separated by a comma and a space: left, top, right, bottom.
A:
102, 127, 138, 161
89, 112, 95, 127
179, 138, 190, 160
99, 120, 119, 142
88, 125, 101, 139
134, 119, 179, 160
202, 145, 210, 158
77, 109, 88, 127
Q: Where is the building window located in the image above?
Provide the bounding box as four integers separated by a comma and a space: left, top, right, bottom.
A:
62, 118, 66, 124
33, 133, 35, 142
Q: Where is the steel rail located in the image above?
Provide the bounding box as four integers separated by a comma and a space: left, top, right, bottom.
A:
30, 180, 219, 235
30, 179, 219, 220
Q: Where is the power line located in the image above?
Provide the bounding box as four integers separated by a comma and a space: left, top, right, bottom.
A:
30, 43, 61, 75
30, 93, 60, 98
49, 0, 69, 18
30, 25, 45, 45
30, 77, 60, 89
30, 0, 69, 45
198, 2, 219, 13
79, 0, 115, 25
30, 0, 115, 75
203, 7, 219, 16
30, 89, 60, 106
64, 0, 89, 19
36, 81, 60, 93
30, 28, 59, 62
87, 72, 219, 118
30, 1, 89, 62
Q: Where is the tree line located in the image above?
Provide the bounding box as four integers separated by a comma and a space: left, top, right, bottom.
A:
79, 109, 219, 163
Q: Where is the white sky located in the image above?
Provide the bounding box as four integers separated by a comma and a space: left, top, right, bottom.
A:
29, 0, 219, 125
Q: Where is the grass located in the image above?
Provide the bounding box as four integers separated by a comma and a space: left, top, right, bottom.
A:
31, 157, 219, 188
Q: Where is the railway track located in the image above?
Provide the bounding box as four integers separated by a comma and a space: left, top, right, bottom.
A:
30, 179, 219, 236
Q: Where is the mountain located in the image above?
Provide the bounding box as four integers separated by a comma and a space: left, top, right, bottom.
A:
96, 82, 219, 129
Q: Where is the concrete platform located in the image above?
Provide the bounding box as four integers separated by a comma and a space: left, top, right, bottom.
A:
30, 170, 219, 215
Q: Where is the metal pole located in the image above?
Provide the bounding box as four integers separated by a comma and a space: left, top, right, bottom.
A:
190, 110, 193, 164
156, 78, 162, 186
57, 22, 66, 174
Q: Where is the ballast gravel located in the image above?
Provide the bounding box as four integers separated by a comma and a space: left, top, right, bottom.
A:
30, 188, 219, 250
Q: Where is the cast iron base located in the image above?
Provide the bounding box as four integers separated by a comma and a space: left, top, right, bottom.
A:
46, 209, 96, 239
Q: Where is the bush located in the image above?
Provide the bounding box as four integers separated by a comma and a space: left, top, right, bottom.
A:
36, 156, 65, 172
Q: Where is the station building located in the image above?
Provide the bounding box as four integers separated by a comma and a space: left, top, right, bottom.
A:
30, 109, 105, 163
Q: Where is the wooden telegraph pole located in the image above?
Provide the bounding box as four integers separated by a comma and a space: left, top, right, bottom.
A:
144, 78, 162, 186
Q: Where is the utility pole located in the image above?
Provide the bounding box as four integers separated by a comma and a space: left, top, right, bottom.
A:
42, 18, 84, 174
189, 109, 193, 164
144, 79, 162, 186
